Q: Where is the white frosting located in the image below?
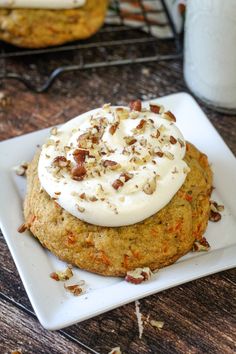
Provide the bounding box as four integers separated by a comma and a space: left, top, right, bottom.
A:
38, 104, 189, 227
0, 0, 85, 9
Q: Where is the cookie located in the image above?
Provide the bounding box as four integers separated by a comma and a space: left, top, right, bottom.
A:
0, 0, 108, 48
24, 142, 212, 276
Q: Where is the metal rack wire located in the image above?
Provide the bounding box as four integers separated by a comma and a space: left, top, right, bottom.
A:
0, 0, 182, 93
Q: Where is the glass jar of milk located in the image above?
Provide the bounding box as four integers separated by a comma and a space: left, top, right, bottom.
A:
184, 0, 236, 114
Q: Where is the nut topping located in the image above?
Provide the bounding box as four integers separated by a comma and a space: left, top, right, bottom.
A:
53, 156, 69, 168
209, 210, 221, 222
103, 160, 119, 170
50, 266, 73, 281
17, 223, 29, 233
112, 179, 124, 190
150, 104, 164, 114
125, 267, 153, 284
71, 164, 87, 181
136, 119, 147, 130
143, 177, 156, 195
124, 136, 137, 145
73, 149, 89, 164
193, 237, 210, 252
162, 111, 176, 122
14, 162, 28, 176
170, 135, 177, 144
129, 99, 142, 112
109, 122, 119, 135
120, 172, 133, 182
64, 284, 83, 296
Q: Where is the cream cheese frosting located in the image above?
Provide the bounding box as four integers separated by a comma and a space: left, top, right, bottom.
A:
0, 0, 86, 9
38, 101, 190, 227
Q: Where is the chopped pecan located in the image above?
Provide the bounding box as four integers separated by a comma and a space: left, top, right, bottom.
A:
77, 133, 89, 148
125, 267, 153, 284
162, 111, 176, 122
103, 160, 119, 170
64, 284, 83, 296
150, 104, 164, 114
155, 151, 164, 158
53, 156, 69, 168
164, 151, 174, 160
76, 204, 85, 212
150, 320, 164, 330
50, 266, 73, 281
50, 127, 58, 136
120, 172, 133, 182
14, 161, 28, 176
129, 99, 142, 112
108, 347, 122, 354
124, 136, 137, 145
210, 200, 224, 213
143, 178, 156, 195
109, 122, 119, 135
116, 107, 129, 120
209, 210, 221, 222
170, 135, 177, 144
152, 129, 160, 139
17, 223, 29, 233
178, 138, 185, 148
136, 119, 147, 130
73, 149, 89, 164
71, 164, 87, 181
112, 179, 124, 190
193, 237, 210, 251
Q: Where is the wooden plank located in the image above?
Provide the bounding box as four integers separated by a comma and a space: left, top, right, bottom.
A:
0, 297, 90, 354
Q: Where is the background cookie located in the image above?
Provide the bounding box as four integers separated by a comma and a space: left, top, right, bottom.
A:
0, 0, 108, 48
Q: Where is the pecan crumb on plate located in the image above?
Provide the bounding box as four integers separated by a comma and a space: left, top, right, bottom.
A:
50, 265, 73, 281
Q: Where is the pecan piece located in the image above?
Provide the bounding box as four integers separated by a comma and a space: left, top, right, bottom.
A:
120, 172, 133, 182
125, 267, 153, 284
53, 156, 69, 168
143, 178, 156, 195
150, 104, 164, 114
193, 237, 210, 251
109, 122, 119, 135
73, 149, 89, 164
124, 136, 137, 145
170, 135, 177, 144
17, 223, 29, 233
155, 151, 164, 158
14, 161, 28, 176
71, 164, 87, 181
50, 266, 73, 281
108, 347, 122, 354
209, 210, 221, 222
116, 107, 129, 120
150, 320, 164, 330
103, 160, 119, 170
77, 133, 89, 148
64, 284, 83, 296
162, 111, 176, 122
112, 179, 124, 190
129, 99, 142, 112
136, 119, 146, 130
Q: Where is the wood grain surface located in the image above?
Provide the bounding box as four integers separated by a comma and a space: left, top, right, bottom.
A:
0, 37, 236, 354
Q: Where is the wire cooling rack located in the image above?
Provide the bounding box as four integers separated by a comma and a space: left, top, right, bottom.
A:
0, 0, 182, 93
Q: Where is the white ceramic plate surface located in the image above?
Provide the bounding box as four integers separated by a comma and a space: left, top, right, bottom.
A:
0, 92, 235, 330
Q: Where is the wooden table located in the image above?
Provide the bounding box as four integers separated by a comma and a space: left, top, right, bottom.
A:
0, 40, 236, 354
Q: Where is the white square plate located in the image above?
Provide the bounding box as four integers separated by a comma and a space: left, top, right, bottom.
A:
0, 92, 235, 330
